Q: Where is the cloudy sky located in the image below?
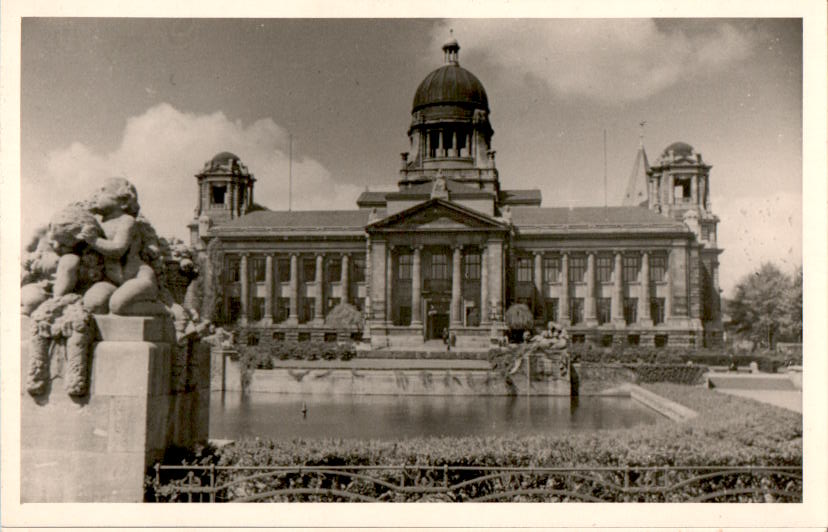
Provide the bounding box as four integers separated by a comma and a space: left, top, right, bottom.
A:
21, 18, 802, 296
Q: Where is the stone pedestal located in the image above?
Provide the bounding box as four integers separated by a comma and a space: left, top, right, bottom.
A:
21, 315, 210, 502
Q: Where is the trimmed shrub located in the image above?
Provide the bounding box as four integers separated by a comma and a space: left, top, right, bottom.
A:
149, 384, 802, 502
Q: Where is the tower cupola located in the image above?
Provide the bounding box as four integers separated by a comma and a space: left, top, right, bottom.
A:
401, 38, 499, 192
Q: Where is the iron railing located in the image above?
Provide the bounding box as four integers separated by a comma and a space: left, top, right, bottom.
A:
150, 463, 802, 503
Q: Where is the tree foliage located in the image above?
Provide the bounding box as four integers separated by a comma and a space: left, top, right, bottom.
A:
730, 263, 802, 348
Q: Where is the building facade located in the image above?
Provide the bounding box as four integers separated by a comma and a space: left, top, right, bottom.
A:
191, 39, 723, 349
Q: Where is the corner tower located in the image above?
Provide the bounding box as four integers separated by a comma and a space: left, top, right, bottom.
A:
399, 39, 499, 192
188, 151, 255, 248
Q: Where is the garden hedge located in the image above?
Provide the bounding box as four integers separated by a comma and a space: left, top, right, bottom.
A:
148, 383, 802, 502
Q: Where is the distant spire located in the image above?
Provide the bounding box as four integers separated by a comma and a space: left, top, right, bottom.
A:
623, 122, 650, 207
638, 120, 647, 148
443, 29, 460, 65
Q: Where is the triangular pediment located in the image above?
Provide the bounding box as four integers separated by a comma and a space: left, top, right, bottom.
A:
367, 198, 508, 232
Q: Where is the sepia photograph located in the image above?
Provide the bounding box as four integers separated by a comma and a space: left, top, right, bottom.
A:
1, 2, 826, 529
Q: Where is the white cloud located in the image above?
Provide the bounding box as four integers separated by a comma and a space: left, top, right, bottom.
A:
433, 19, 754, 103
716, 192, 802, 296
23, 103, 362, 242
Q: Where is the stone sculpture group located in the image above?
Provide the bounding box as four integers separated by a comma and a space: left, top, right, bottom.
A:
21, 177, 209, 397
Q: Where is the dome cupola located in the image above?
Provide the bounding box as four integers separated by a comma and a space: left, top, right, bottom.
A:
401, 37, 498, 192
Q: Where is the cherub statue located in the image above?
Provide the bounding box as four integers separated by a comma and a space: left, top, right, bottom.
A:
23, 202, 106, 396
84, 177, 165, 316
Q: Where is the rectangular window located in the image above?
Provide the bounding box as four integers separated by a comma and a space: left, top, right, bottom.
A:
622, 255, 640, 283
277, 258, 291, 283
569, 256, 586, 283
228, 297, 241, 323
517, 257, 532, 283
354, 297, 365, 312
649, 255, 667, 282
651, 297, 665, 325
276, 297, 290, 322
327, 297, 340, 311
464, 253, 481, 280
251, 257, 266, 283
398, 254, 412, 280
543, 257, 560, 283
628, 334, 640, 346
227, 257, 241, 283
272, 331, 285, 342
298, 332, 311, 343
399, 306, 412, 326
211, 185, 226, 206
623, 298, 638, 325
300, 297, 315, 323
327, 258, 341, 283
431, 253, 449, 280
597, 297, 612, 325
303, 258, 316, 283
352, 256, 366, 283
596, 256, 613, 283
324, 332, 338, 343
545, 298, 559, 323
250, 297, 265, 321
570, 298, 584, 325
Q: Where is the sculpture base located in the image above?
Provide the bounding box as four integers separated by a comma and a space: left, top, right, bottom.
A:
20, 315, 210, 502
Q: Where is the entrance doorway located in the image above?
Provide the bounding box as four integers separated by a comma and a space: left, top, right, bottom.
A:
425, 298, 450, 340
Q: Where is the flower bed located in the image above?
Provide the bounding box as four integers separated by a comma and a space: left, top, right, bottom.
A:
148, 384, 802, 501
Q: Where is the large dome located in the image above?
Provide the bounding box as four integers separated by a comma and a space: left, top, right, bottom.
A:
662, 142, 694, 158
412, 64, 489, 113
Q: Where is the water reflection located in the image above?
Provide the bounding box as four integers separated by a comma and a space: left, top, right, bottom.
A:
210, 392, 661, 441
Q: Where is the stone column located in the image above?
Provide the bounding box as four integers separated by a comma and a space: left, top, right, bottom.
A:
584, 252, 598, 326
411, 246, 422, 328
559, 252, 570, 326
665, 248, 674, 321
451, 245, 463, 327
239, 253, 249, 324
263, 254, 274, 325
341, 253, 350, 305
612, 251, 626, 326
487, 240, 503, 323
533, 251, 543, 323
480, 245, 490, 325
691, 175, 699, 206
385, 245, 393, 324
314, 253, 324, 325
668, 174, 675, 205
639, 251, 653, 326
287, 253, 299, 325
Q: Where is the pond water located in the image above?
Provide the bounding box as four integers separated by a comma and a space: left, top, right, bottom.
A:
209, 392, 662, 441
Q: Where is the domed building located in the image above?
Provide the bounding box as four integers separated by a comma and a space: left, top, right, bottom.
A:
190, 40, 723, 349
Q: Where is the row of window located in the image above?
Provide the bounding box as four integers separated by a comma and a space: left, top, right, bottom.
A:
535, 297, 666, 326
516, 254, 668, 284
226, 256, 367, 285
397, 253, 482, 281
228, 296, 366, 323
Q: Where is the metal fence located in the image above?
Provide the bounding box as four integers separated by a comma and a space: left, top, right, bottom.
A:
150, 463, 802, 502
